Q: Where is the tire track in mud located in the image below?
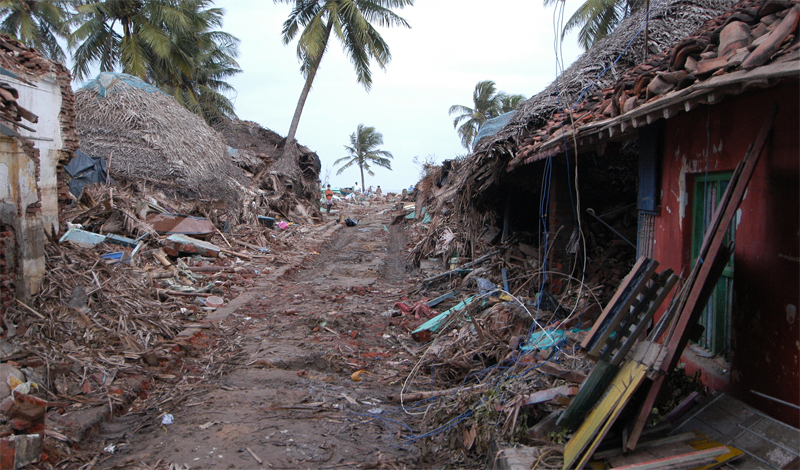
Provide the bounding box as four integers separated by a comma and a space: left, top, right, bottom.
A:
102, 206, 425, 469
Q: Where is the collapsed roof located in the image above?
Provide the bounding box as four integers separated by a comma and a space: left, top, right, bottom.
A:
75, 72, 246, 205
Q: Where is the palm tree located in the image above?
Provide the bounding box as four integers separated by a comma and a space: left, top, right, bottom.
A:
449, 80, 526, 150
0, 0, 71, 62
544, 0, 644, 50
498, 92, 526, 113
69, 0, 240, 124
272, 0, 413, 177
69, 0, 177, 80
334, 124, 393, 191
146, 3, 241, 124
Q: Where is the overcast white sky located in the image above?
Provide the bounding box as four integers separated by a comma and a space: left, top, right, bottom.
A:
210, 1, 585, 192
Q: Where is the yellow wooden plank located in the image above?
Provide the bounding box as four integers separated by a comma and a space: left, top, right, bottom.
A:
563, 360, 643, 469
575, 363, 649, 469
687, 435, 744, 470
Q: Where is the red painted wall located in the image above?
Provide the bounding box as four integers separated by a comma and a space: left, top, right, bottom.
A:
652, 82, 799, 427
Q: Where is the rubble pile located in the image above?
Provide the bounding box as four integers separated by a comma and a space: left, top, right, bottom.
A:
73, 74, 324, 229
387, 110, 780, 469
214, 119, 324, 225
0, 182, 370, 465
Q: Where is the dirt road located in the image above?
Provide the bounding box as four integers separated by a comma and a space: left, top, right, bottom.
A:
99, 203, 444, 469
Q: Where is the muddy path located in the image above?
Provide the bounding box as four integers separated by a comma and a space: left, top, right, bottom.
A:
98, 206, 448, 469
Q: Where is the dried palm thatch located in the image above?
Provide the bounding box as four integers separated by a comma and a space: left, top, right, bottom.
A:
75, 73, 246, 213
474, 0, 739, 155
214, 118, 324, 223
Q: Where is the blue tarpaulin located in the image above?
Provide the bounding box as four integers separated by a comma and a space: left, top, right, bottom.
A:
474, 111, 514, 146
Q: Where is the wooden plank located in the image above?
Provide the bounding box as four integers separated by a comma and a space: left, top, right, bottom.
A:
563, 360, 648, 469
557, 360, 620, 430
661, 391, 702, 425
521, 385, 579, 406
582, 257, 647, 350
593, 432, 699, 460
573, 361, 651, 469
609, 446, 728, 470
410, 295, 478, 342
587, 260, 660, 356
537, 361, 588, 384
611, 273, 678, 366
421, 251, 499, 285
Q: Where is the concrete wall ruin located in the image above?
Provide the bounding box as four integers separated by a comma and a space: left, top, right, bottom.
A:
0, 136, 45, 302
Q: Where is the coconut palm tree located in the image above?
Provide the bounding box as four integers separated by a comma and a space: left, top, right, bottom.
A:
69, 0, 176, 80
146, 3, 241, 124
544, 0, 644, 50
273, 0, 413, 175
498, 92, 526, 113
0, 0, 71, 62
449, 80, 499, 151
334, 124, 393, 191
69, 0, 240, 124
449, 80, 526, 151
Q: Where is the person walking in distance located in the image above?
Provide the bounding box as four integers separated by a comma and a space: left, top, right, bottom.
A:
325, 184, 334, 214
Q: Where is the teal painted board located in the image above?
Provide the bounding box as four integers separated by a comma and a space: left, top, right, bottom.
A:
411, 295, 479, 342
557, 360, 620, 430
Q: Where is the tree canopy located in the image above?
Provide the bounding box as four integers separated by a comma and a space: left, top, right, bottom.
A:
0, 0, 71, 62
273, 0, 413, 172
334, 123, 393, 190
36, 0, 243, 124
544, 0, 645, 50
449, 80, 526, 150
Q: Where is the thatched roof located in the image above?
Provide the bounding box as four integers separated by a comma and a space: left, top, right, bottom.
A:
504, 0, 799, 166
75, 72, 245, 202
474, 0, 739, 155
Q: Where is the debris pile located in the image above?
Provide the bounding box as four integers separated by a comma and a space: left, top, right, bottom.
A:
382, 104, 779, 469
0, 179, 343, 464
73, 73, 323, 227
214, 119, 324, 224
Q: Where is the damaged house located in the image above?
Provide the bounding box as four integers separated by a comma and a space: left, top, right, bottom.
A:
72, 72, 323, 227
418, 0, 798, 436
0, 34, 77, 308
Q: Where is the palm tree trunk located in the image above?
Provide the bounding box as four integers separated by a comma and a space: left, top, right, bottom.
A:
283, 62, 318, 150
277, 21, 333, 171
359, 163, 365, 192
271, 66, 317, 179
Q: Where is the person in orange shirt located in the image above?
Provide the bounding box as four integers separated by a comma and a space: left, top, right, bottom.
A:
325, 184, 333, 214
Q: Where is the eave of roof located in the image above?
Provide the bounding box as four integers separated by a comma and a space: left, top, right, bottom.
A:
497, 0, 799, 171
510, 58, 799, 168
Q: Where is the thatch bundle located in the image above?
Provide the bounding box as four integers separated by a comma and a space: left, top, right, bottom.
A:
75, 73, 245, 207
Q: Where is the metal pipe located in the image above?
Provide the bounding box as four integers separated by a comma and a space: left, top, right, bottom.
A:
751, 390, 800, 411
585, 208, 636, 248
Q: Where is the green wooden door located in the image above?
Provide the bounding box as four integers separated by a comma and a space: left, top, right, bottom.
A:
692, 172, 734, 358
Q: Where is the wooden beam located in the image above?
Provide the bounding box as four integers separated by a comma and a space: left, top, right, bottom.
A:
610, 446, 728, 470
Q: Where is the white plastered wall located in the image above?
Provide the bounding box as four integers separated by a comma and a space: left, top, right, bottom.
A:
13, 72, 64, 234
